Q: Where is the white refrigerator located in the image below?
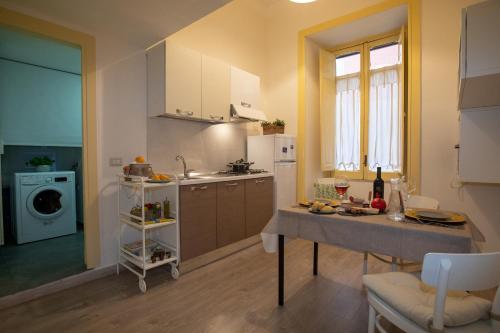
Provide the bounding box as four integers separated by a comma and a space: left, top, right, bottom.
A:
247, 134, 296, 211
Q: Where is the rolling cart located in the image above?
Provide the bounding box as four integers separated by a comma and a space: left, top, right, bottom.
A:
117, 174, 180, 292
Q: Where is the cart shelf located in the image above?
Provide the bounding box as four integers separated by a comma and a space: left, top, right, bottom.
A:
119, 180, 176, 189
120, 250, 178, 270
119, 216, 176, 230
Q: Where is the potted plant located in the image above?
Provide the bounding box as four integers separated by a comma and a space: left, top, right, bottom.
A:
261, 119, 286, 135
27, 156, 55, 172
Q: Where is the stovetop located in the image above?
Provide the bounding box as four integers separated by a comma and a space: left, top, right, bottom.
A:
217, 169, 267, 176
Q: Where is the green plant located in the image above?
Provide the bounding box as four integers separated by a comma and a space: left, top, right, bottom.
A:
27, 156, 54, 167
261, 121, 272, 127
273, 119, 285, 127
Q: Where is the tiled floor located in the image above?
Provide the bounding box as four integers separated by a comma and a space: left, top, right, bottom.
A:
0, 228, 85, 296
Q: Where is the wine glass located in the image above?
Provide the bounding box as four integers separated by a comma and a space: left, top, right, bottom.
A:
334, 176, 350, 201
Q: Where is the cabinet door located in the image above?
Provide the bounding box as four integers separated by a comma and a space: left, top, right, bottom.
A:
230, 66, 261, 110
180, 183, 217, 261
202, 55, 231, 122
216, 180, 245, 248
165, 41, 202, 119
146, 42, 166, 117
245, 177, 274, 237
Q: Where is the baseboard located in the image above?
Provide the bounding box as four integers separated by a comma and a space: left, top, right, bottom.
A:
0, 264, 116, 310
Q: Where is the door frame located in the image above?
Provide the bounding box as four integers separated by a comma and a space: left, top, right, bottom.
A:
0, 6, 100, 268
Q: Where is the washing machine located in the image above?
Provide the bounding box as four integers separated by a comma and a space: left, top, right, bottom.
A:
13, 171, 77, 244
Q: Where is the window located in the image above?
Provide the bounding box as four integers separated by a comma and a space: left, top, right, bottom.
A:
320, 30, 405, 180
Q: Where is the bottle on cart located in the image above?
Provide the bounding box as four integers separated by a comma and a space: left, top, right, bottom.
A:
163, 196, 170, 218
373, 166, 384, 199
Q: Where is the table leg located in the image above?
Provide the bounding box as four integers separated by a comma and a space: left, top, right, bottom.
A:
313, 242, 318, 276
278, 234, 284, 306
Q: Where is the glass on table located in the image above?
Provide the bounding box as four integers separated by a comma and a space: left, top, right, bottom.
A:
334, 176, 350, 201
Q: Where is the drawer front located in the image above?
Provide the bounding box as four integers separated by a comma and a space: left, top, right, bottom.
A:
216, 180, 245, 248
180, 184, 217, 261
245, 177, 274, 237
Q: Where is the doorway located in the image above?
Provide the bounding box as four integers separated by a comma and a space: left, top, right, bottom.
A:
0, 7, 99, 297
0, 26, 85, 296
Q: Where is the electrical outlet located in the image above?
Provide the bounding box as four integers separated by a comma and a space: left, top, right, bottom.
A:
109, 157, 122, 167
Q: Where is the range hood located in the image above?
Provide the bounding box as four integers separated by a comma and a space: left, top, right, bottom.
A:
230, 104, 267, 122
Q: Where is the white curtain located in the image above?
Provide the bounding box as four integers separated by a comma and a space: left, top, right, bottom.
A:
368, 68, 401, 172
335, 76, 360, 171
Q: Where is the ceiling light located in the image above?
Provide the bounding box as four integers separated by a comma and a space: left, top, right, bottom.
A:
289, 0, 317, 3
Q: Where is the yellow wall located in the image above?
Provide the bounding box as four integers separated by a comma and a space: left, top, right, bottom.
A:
166, 0, 499, 250
168, 0, 268, 98
261, 0, 499, 250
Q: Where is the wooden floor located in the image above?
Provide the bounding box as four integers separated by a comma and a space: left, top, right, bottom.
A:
0, 240, 413, 333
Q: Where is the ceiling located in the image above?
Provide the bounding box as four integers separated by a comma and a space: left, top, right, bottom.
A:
0, 0, 232, 66
309, 4, 407, 48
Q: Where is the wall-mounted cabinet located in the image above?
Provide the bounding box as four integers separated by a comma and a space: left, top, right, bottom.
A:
147, 41, 202, 119
202, 55, 231, 122
230, 66, 261, 111
458, 0, 500, 110
458, 1, 500, 183
147, 40, 263, 123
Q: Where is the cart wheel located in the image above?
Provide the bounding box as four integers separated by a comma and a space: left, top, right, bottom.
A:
170, 264, 179, 280
138, 278, 147, 293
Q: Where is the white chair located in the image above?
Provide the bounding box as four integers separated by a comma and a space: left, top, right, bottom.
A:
363, 195, 440, 274
363, 252, 500, 333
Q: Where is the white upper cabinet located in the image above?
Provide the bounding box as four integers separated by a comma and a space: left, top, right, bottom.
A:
202, 55, 231, 122
147, 40, 202, 119
147, 40, 263, 123
459, 0, 500, 110
230, 66, 261, 110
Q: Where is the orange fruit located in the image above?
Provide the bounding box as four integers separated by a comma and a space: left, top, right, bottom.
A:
159, 174, 170, 181
135, 156, 146, 163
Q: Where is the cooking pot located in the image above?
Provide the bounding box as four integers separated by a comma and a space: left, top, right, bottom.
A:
126, 163, 153, 177
227, 159, 254, 173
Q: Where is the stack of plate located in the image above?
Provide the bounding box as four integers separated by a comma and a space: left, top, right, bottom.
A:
405, 209, 466, 225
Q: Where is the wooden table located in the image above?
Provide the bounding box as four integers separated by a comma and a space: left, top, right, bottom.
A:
269, 207, 483, 306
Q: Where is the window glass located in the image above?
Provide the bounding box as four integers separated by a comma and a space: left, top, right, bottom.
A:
336, 52, 360, 76
370, 43, 399, 70
33, 189, 62, 215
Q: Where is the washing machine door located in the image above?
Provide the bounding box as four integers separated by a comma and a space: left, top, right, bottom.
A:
26, 186, 67, 220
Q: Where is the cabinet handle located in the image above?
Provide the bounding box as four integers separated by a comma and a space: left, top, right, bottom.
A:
190, 185, 208, 191
225, 182, 239, 187
255, 179, 265, 184
241, 101, 252, 108
176, 109, 194, 117
209, 114, 224, 121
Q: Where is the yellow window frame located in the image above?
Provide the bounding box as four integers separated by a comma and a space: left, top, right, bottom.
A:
331, 30, 406, 182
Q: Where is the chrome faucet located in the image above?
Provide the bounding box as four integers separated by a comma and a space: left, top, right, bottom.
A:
175, 155, 194, 178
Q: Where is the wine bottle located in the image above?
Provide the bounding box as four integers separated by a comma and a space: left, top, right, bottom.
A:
373, 167, 384, 199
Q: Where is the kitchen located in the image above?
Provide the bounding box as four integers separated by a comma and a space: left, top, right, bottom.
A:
1, 0, 500, 332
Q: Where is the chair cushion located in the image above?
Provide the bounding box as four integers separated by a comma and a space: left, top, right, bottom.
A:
363, 272, 492, 329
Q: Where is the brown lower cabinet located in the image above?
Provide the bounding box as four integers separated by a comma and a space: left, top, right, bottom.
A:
216, 180, 245, 247
180, 183, 217, 261
245, 177, 274, 237
180, 177, 274, 261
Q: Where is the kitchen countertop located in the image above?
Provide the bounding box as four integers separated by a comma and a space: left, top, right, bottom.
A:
179, 172, 274, 185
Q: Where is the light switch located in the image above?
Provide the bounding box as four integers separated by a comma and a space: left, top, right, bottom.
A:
109, 157, 123, 167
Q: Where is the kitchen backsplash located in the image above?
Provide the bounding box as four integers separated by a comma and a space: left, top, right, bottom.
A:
147, 118, 260, 174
